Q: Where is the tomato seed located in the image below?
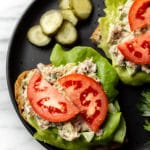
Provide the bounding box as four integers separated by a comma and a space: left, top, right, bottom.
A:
59, 102, 67, 113
127, 43, 135, 53
47, 102, 67, 114
49, 106, 61, 114
63, 80, 82, 89
136, 2, 150, 20
80, 86, 98, 106
37, 97, 49, 107
82, 100, 91, 107
141, 41, 150, 49
96, 99, 102, 107
34, 80, 48, 92
37, 98, 67, 114
73, 80, 82, 89
86, 110, 100, 124
62, 80, 72, 87
134, 51, 142, 58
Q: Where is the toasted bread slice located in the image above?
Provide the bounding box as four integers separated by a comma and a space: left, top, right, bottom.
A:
90, 25, 101, 44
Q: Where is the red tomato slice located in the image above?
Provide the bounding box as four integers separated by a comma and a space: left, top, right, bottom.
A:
118, 31, 150, 65
27, 70, 80, 122
129, 0, 150, 31
59, 74, 108, 132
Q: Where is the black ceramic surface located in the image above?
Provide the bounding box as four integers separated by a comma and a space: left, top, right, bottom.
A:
6, 0, 150, 150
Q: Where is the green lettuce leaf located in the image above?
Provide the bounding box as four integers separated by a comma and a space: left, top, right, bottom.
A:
92, 112, 121, 145
114, 66, 150, 86
27, 111, 123, 149
27, 117, 89, 150
98, 0, 150, 85
112, 116, 126, 143
138, 90, 150, 117
138, 90, 150, 133
50, 44, 118, 102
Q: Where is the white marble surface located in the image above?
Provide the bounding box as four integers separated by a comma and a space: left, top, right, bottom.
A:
0, 1, 46, 150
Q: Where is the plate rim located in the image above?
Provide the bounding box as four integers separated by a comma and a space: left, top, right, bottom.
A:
6, 0, 57, 149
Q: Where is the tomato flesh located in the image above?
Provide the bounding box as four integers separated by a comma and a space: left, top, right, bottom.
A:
59, 74, 108, 132
129, 0, 150, 31
27, 70, 80, 122
118, 31, 150, 64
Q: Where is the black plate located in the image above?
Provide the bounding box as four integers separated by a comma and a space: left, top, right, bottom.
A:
6, 0, 150, 150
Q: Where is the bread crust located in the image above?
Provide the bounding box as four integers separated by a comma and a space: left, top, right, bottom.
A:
14, 64, 53, 121
15, 71, 28, 120
90, 25, 101, 44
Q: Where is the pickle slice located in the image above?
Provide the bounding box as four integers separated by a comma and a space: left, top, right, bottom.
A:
40, 10, 63, 35
55, 21, 77, 45
27, 25, 51, 47
71, 0, 92, 20
61, 10, 78, 26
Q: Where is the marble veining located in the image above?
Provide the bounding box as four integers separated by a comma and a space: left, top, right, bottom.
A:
0, 1, 46, 149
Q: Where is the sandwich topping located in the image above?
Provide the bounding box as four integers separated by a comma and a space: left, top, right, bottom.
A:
21, 59, 108, 141
106, 0, 150, 75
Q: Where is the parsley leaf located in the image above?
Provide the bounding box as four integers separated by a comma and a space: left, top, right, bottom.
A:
138, 90, 150, 117
144, 120, 150, 132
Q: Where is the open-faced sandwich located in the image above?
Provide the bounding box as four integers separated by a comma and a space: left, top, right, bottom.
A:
14, 44, 126, 150
91, 0, 150, 85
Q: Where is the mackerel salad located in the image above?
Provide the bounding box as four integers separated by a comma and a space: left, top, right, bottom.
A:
95, 0, 150, 85
108, 0, 150, 75
23, 59, 101, 141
